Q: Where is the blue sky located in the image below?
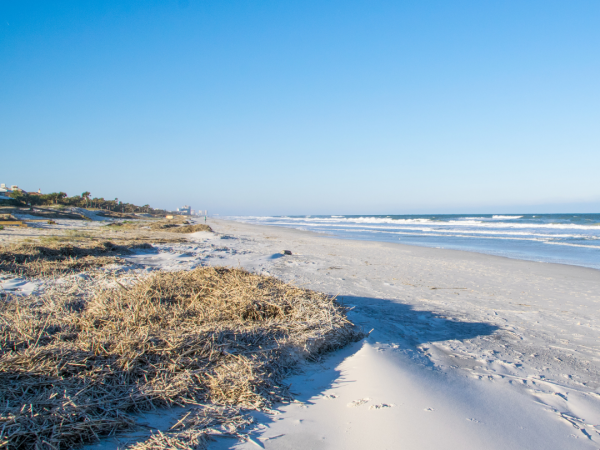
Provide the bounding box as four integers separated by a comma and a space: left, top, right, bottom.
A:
1, 0, 599, 215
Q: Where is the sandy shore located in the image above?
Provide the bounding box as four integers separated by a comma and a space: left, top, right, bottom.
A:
5, 216, 597, 448
200, 218, 600, 449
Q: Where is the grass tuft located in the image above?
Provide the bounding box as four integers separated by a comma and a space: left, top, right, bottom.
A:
0, 241, 152, 277
0, 267, 362, 449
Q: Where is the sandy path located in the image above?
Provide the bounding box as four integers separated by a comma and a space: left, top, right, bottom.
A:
198, 218, 600, 449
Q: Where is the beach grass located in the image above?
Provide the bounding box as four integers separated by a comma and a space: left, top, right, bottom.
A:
168, 224, 212, 233
0, 240, 153, 277
105, 218, 212, 234
0, 266, 362, 449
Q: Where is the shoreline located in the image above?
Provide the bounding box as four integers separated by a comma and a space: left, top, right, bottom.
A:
215, 217, 600, 277
3, 216, 598, 448
205, 218, 600, 449
225, 214, 600, 271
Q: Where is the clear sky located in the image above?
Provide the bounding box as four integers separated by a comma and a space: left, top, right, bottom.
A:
1, 0, 599, 215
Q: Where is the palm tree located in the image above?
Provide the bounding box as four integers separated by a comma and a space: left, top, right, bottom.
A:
81, 192, 91, 208
47, 193, 60, 204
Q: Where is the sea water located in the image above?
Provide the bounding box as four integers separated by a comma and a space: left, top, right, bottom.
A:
227, 214, 600, 270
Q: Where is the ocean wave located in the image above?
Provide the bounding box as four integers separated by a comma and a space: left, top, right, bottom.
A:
333, 220, 597, 231
230, 215, 600, 232
392, 232, 551, 242
492, 215, 523, 219
543, 241, 600, 249
263, 219, 600, 233
383, 228, 597, 239
362, 229, 600, 245
270, 217, 467, 225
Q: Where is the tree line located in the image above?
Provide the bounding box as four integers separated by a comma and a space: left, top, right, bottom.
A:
5, 190, 166, 214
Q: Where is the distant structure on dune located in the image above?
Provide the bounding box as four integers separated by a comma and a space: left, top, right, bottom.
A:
177, 205, 192, 215
0, 183, 40, 201
0, 183, 42, 198
174, 206, 208, 217
0, 184, 10, 200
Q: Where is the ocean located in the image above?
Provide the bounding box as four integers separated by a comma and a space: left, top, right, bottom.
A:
227, 214, 600, 270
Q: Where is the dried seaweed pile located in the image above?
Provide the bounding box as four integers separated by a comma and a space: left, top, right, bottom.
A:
169, 224, 212, 233
112, 220, 180, 231
0, 241, 152, 277
0, 267, 362, 449
148, 222, 180, 230
106, 216, 185, 229
108, 219, 212, 234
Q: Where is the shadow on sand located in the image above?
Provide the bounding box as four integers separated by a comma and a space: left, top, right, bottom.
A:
340, 295, 499, 347
210, 295, 499, 449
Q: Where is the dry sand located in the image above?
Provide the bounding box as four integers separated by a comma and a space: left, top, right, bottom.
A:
200, 219, 600, 449
3, 216, 599, 449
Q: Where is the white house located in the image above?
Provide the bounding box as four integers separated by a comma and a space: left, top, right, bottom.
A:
0, 183, 35, 201
0, 183, 12, 200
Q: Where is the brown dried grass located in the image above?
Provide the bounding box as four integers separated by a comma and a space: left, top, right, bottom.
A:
128, 405, 253, 450
169, 224, 212, 234
0, 267, 362, 449
105, 219, 212, 234
0, 241, 153, 277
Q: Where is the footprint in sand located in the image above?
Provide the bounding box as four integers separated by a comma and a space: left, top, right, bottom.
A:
369, 403, 394, 410
347, 398, 370, 408
323, 394, 338, 400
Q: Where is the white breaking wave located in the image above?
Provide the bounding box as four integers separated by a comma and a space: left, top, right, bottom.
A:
392, 232, 552, 242
368, 228, 596, 239
543, 241, 600, 249
259, 219, 600, 232
492, 215, 523, 219
228, 216, 600, 238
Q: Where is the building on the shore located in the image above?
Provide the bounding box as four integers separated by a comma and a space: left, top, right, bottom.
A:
0, 184, 42, 201
166, 207, 205, 217
0, 184, 29, 193
177, 205, 192, 215
0, 183, 17, 200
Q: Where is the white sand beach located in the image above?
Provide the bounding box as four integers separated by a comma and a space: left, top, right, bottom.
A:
198, 218, 600, 449
5, 216, 597, 449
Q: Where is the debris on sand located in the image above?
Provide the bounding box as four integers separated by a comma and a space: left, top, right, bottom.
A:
105, 219, 212, 234
168, 224, 213, 233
